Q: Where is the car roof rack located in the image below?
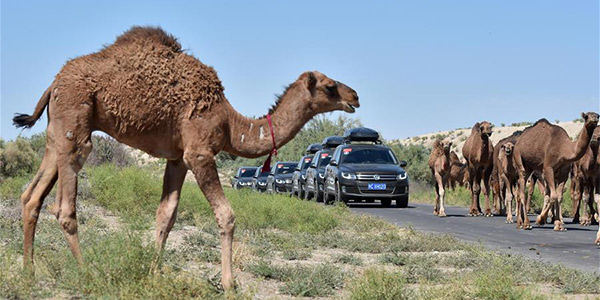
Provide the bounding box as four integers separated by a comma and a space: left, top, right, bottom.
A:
306, 143, 323, 154
343, 127, 382, 144
321, 136, 344, 149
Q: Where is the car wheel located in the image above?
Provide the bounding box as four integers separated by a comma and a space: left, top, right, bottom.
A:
299, 184, 305, 199
396, 195, 409, 208
334, 181, 347, 205
381, 199, 392, 207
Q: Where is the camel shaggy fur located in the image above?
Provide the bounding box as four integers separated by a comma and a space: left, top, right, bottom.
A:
13, 26, 360, 290
513, 113, 599, 231
429, 139, 452, 216
462, 121, 494, 216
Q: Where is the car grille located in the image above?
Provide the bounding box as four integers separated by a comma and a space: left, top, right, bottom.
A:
356, 174, 397, 181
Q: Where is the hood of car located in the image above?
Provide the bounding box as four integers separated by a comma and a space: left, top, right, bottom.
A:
256, 176, 268, 182
237, 178, 254, 183
275, 173, 294, 180
340, 164, 404, 174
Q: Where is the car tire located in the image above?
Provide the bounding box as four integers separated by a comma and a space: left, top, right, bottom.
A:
299, 184, 305, 199
396, 195, 409, 208
381, 199, 392, 207
334, 181, 347, 205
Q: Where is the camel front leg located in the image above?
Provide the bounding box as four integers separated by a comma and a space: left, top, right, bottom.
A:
501, 175, 513, 224
433, 172, 442, 216
469, 169, 483, 216
184, 150, 236, 291
482, 167, 493, 217
516, 169, 531, 229
537, 167, 556, 227
439, 175, 448, 217
554, 181, 567, 231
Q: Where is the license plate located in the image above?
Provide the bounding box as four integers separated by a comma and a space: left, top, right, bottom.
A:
368, 183, 386, 190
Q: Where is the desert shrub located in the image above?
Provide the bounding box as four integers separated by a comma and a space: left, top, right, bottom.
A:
387, 143, 431, 184
0, 137, 40, 178
350, 268, 409, 300
0, 175, 31, 201
87, 135, 134, 167
510, 121, 533, 127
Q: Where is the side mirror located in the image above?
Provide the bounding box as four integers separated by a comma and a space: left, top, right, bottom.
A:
329, 160, 338, 166
399, 160, 408, 167
234, 175, 239, 179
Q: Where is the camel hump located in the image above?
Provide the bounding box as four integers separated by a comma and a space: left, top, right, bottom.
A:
114, 26, 182, 53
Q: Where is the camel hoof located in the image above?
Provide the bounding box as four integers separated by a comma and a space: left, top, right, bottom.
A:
595, 237, 600, 245
516, 224, 523, 229
506, 219, 513, 224
439, 212, 447, 218
433, 210, 439, 216
523, 225, 532, 230
535, 215, 546, 226
486, 213, 493, 217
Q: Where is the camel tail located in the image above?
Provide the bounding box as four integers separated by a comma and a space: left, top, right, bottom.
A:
13, 87, 51, 129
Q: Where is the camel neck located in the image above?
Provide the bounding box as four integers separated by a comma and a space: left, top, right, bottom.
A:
223, 89, 314, 158
565, 124, 594, 162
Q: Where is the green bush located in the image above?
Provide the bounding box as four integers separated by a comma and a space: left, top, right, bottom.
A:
387, 143, 431, 184
350, 268, 409, 300
87, 135, 134, 167
0, 137, 40, 178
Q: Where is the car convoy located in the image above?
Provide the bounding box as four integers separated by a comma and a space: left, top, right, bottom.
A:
231, 127, 410, 207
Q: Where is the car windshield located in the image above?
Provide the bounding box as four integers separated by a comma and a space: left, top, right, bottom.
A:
276, 164, 295, 174
255, 169, 270, 177
301, 156, 313, 170
317, 152, 332, 167
238, 168, 256, 178
340, 148, 398, 164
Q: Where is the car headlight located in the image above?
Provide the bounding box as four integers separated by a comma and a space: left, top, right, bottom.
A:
276, 179, 285, 184
285, 179, 292, 184
318, 173, 325, 179
258, 182, 266, 186
341, 172, 357, 180
397, 172, 407, 180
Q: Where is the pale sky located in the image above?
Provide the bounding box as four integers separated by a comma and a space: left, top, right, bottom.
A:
2, 0, 598, 141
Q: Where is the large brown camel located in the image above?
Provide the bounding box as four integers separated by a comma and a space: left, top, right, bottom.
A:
429, 139, 452, 217
570, 127, 600, 226
462, 121, 494, 216
513, 113, 599, 231
12, 26, 360, 290
449, 151, 468, 190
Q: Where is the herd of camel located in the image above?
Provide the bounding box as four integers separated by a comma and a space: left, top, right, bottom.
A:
428, 112, 600, 245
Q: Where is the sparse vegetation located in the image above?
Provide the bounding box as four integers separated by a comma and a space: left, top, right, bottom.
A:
510, 121, 533, 127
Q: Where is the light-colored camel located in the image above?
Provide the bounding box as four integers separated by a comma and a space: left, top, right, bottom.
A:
462, 121, 494, 216
497, 141, 520, 224
513, 113, 599, 231
490, 131, 522, 216
12, 26, 360, 290
449, 151, 468, 190
570, 126, 600, 226
429, 139, 452, 217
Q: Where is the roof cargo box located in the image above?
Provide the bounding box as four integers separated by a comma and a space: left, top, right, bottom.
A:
344, 127, 380, 142
306, 143, 323, 154
322, 136, 344, 148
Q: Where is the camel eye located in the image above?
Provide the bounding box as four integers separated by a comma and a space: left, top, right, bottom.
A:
326, 85, 337, 95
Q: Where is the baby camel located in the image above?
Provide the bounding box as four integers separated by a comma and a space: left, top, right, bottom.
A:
12, 26, 360, 290
429, 139, 452, 216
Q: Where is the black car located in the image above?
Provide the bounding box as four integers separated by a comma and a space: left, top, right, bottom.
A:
291, 144, 323, 198
266, 162, 297, 193
232, 167, 258, 189
305, 136, 344, 202
252, 168, 270, 192
323, 127, 409, 207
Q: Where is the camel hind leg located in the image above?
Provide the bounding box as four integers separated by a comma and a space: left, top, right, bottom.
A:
22, 132, 59, 268
482, 166, 493, 217
184, 149, 236, 290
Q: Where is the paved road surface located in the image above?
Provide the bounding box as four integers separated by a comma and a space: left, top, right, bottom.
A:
349, 202, 600, 274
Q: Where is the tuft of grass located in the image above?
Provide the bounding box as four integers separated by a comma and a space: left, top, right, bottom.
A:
245, 261, 343, 297
350, 268, 410, 300
333, 253, 363, 266
281, 248, 312, 260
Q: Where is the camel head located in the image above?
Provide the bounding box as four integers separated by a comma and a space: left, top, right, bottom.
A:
478, 121, 493, 138
302, 71, 360, 114
582, 112, 599, 129
442, 140, 452, 153
501, 141, 515, 156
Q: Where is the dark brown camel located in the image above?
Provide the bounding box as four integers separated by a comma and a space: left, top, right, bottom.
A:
449, 151, 468, 190
513, 113, 599, 231
570, 126, 600, 226
12, 26, 360, 290
462, 121, 494, 216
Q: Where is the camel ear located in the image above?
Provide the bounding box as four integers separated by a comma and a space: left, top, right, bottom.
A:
306, 72, 317, 90
582, 112, 587, 120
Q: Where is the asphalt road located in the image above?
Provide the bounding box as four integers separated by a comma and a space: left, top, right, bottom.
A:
348, 202, 600, 274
